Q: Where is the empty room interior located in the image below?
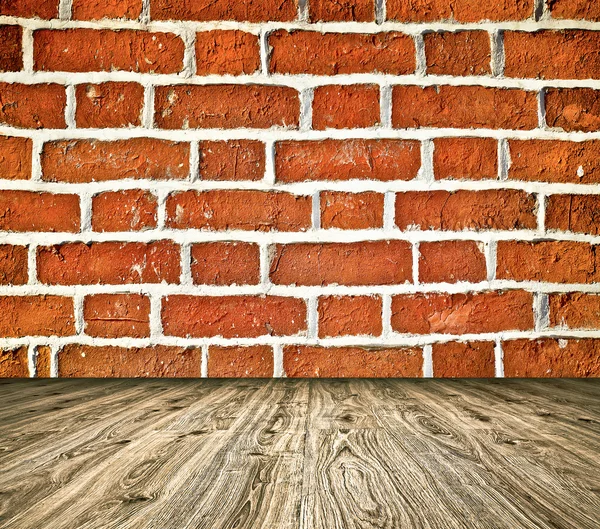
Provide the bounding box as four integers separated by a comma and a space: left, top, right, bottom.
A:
0, 0, 599, 527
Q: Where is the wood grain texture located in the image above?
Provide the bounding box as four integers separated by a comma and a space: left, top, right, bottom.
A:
0, 379, 598, 528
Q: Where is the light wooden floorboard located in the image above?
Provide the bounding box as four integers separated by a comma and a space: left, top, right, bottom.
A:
0, 379, 598, 528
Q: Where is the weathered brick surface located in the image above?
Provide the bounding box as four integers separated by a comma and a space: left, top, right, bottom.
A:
0, 83, 66, 129
270, 241, 413, 286
166, 190, 311, 232
2, 2, 600, 379
162, 296, 306, 338
0, 191, 80, 232
92, 190, 158, 232
284, 346, 423, 377
38, 242, 181, 285
0, 245, 28, 285
155, 85, 299, 129
208, 346, 274, 377
505, 31, 600, 80
312, 85, 380, 130
84, 294, 150, 338
0, 296, 74, 337
545, 88, 600, 132
386, 0, 534, 22
34, 29, 185, 73
503, 339, 600, 377
276, 140, 420, 182
59, 345, 201, 377
391, 291, 534, 334
425, 31, 491, 76
549, 293, 600, 330
191, 243, 260, 285
419, 241, 487, 283
321, 192, 384, 230
195, 31, 260, 75
42, 139, 190, 182
395, 190, 537, 231
433, 138, 497, 180
432, 341, 495, 378
392, 86, 538, 130
318, 296, 382, 337
0, 137, 32, 180
0, 26, 23, 72
269, 31, 415, 75
75, 83, 144, 128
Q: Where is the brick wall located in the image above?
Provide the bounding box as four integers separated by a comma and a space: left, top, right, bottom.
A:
1, 0, 600, 378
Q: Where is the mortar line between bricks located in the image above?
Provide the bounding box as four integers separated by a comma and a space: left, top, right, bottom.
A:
4, 228, 600, 245
6, 281, 600, 297
2, 72, 600, 90
3, 330, 600, 352
4, 17, 600, 33
27, 344, 36, 377
21, 28, 34, 73
3, 179, 600, 196
494, 339, 504, 377
58, 0, 72, 21
273, 344, 285, 377
423, 345, 433, 377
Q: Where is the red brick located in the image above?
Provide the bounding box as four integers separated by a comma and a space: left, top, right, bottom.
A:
419, 241, 486, 283
195, 31, 260, 75
162, 296, 306, 338
38, 241, 180, 285
312, 85, 380, 130
155, 85, 299, 129
150, 0, 298, 22
392, 85, 538, 130
0, 137, 32, 180
276, 139, 421, 182
425, 31, 491, 76
34, 29, 184, 73
0, 26, 23, 72
41, 139, 190, 183
199, 141, 265, 181
92, 190, 157, 232
0, 0, 59, 18
505, 31, 600, 80
546, 194, 600, 235
503, 339, 600, 377
270, 241, 412, 286
318, 296, 382, 337
549, 293, 600, 330
191, 242, 260, 285
508, 140, 600, 184
72, 0, 142, 20
166, 190, 311, 232
208, 346, 273, 377
321, 191, 384, 230
284, 346, 423, 377
391, 291, 534, 334
386, 0, 534, 21
548, 0, 600, 20
0, 296, 74, 337
35, 346, 51, 378
395, 190, 537, 231
0, 347, 28, 378
0, 191, 80, 232
0, 83, 65, 129
58, 345, 201, 377
84, 294, 150, 338
269, 31, 415, 75
309, 0, 374, 21
432, 341, 495, 377
433, 137, 497, 180
496, 241, 600, 283
545, 88, 600, 133
0, 245, 27, 285
75, 83, 144, 128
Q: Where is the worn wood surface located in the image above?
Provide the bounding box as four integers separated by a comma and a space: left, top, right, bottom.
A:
0, 379, 599, 529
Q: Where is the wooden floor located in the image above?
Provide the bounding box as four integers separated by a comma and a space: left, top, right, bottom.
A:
0, 379, 599, 529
